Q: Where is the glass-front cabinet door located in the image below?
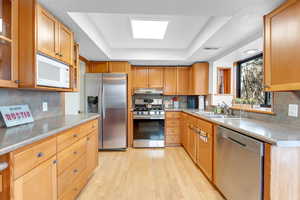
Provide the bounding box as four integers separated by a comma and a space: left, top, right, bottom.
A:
0, 0, 18, 88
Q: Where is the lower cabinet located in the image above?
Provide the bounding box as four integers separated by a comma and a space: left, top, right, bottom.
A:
165, 112, 181, 146
10, 119, 99, 200
179, 113, 213, 181
13, 156, 58, 200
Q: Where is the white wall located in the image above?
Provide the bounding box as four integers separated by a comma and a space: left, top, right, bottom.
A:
209, 37, 263, 106
65, 61, 86, 114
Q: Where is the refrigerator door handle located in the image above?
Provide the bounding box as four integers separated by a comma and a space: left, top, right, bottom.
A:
102, 86, 105, 119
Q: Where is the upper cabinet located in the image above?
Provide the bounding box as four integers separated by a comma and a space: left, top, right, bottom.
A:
19, 0, 75, 91
86, 61, 129, 73
148, 67, 164, 88
37, 5, 73, 65
132, 66, 148, 88
177, 66, 190, 95
190, 63, 209, 95
109, 61, 129, 73
264, 0, 300, 91
0, 0, 18, 88
164, 67, 177, 95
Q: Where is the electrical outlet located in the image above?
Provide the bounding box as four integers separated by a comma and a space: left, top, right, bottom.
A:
42, 102, 48, 112
288, 104, 298, 117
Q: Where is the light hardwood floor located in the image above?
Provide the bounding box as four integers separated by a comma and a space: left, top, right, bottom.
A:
77, 147, 224, 200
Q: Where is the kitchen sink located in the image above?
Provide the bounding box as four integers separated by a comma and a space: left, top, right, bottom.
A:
191, 111, 241, 119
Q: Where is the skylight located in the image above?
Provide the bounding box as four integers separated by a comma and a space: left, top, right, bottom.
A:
131, 20, 169, 40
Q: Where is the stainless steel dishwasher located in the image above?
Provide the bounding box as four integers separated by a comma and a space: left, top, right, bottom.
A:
215, 126, 264, 200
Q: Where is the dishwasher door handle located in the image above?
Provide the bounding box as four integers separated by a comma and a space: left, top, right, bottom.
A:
227, 136, 247, 147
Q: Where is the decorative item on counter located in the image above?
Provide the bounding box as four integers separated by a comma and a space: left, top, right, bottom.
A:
173, 97, 179, 109
0, 105, 34, 127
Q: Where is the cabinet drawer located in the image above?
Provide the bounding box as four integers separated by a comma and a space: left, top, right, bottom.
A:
80, 119, 98, 136
165, 127, 180, 136
198, 119, 213, 134
57, 137, 87, 175
57, 127, 83, 152
165, 135, 180, 144
59, 170, 88, 200
166, 112, 181, 119
13, 137, 57, 179
58, 154, 86, 197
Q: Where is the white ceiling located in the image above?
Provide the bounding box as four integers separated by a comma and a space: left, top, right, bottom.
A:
39, 0, 285, 65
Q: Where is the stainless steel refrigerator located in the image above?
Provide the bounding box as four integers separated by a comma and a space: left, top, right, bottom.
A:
84, 73, 127, 150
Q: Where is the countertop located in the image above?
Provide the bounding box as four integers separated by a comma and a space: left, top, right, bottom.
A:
0, 113, 100, 155
166, 109, 300, 147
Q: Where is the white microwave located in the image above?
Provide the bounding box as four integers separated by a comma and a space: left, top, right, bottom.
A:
36, 54, 70, 88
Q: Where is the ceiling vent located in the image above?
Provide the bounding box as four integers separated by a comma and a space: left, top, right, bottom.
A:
203, 47, 220, 51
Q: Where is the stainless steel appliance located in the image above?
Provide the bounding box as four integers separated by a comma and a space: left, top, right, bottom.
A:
133, 98, 165, 148
85, 73, 127, 150
215, 126, 264, 200
36, 54, 70, 88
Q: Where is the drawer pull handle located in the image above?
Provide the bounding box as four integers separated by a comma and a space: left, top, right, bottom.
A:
73, 151, 77, 155
73, 169, 78, 173
53, 160, 57, 164
73, 134, 78, 138
87, 137, 90, 141
0, 162, 8, 171
37, 152, 44, 158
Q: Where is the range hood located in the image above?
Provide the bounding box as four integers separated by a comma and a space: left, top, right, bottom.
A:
134, 88, 163, 94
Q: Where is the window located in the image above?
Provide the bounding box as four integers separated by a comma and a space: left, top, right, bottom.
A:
236, 54, 272, 108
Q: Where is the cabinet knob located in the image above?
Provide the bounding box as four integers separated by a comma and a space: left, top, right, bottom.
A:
73, 134, 78, 138
37, 152, 44, 158
53, 160, 58, 164
73, 169, 78, 174
60, 54, 63, 57
73, 151, 77, 155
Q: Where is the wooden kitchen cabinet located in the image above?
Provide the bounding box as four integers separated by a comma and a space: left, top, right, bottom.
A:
0, 154, 9, 200
133, 66, 148, 88
177, 67, 191, 95
7, 118, 99, 200
19, 1, 74, 91
109, 61, 129, 73
13, 156, 58, 200
37, 4, 73, 65
71, 43, 80, 92
0, 0, 18, 88
190, 62, 209, 95
37, 5, 58, 59
164, 67, 177, 95
148, 67, 164, 88
165, 112, 181, 146
86, 131, 99, 176
59, 23, 73, 64
264, 0, 300, 91
87, 61, 109, 73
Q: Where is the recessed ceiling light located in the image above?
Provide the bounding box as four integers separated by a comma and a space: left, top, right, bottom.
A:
244, 49, 261, 55
131, 19, 169, 40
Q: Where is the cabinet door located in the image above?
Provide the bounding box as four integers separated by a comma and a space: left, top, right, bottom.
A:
59, 23, 74, 64
71, 43, 80, 92
87, 61, 109, 73
86, 131, 99, 176
14, 156, 57, 200
197, 130, 213, 180
164, 67, 177, 95
264, 0, 300, 91
133, 66, 148, 88
177, 67, 190, 95
148, 67, 164, 88
109, 61, 128, 73
37, 5, 58, 58
191, 63, 209, 95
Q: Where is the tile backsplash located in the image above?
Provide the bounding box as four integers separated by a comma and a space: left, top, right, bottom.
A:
234, 91, 300, 127
0, 89, 64, 127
